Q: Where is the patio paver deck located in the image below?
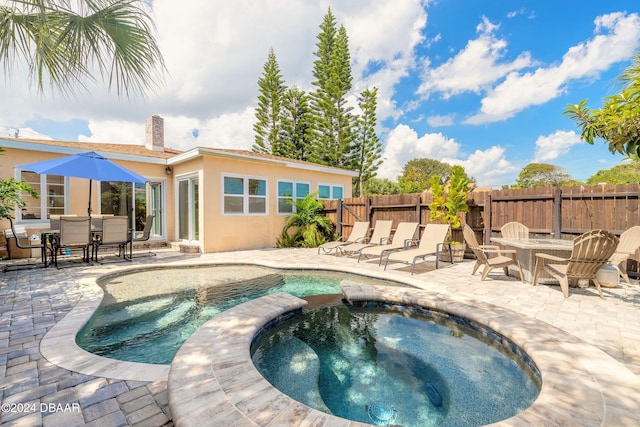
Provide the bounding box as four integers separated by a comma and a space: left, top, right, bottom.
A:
1, 248, 639, 426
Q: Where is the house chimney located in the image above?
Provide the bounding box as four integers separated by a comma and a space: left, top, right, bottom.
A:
145, 115, 164, 152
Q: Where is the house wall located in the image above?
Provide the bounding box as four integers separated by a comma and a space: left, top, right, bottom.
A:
198, 155, 353, 253
1, 144, 355, 255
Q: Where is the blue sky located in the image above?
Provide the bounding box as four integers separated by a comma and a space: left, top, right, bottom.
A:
1, 0, 639, 187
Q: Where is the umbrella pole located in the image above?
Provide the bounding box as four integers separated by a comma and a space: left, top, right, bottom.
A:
88, 179, 92, 216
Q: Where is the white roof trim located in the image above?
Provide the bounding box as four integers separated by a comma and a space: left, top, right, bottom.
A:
168, 147, 358, 177
0, 139, 167, 165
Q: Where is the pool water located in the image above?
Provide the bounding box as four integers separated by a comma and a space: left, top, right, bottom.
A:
76, 266, 399, 364
251, 305, 540, 427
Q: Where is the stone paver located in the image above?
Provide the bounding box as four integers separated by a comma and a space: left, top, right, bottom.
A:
1, 247, 640, 426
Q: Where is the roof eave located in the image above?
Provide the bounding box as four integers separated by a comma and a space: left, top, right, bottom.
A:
168, 147, 359, 177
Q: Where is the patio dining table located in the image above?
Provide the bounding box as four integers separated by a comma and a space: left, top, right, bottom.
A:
490, 236, 574, 284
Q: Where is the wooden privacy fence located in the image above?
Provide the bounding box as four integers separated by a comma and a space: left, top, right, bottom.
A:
486, 183, 640, 238
322, 192, 484, 245
322, 183, 640, 262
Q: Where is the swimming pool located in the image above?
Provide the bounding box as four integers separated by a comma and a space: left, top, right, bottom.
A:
76, 265, 407, 364
251, 303, 540, 426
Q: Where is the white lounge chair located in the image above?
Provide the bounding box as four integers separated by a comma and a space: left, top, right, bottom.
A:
384, 223, 451, 274
358, 222, 419, 264
318, 221, 370, 255
340, 220, 393, 255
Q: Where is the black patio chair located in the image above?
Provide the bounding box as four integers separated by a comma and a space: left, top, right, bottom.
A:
3, 218, 51, 271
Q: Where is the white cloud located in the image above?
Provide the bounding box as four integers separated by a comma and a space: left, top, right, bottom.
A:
465, 12, 640, 124
0, 0, 427, 151
452, 146, 518, 186
426, 114, 455, 127
378, 124, 516, 186
79, 108, 257, 152
533, 130, 583, 162
416, 16, 536, 99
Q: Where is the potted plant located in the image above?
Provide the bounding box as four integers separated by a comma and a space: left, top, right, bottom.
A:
429, 165, 470, 262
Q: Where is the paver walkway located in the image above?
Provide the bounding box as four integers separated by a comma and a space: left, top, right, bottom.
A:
1, 248, 639, 426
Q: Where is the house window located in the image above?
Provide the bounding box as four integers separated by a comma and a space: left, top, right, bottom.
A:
277, 181, 310, 214
223, 175, 267, 215
318, 184, 344, 200
17, 170, 66, 220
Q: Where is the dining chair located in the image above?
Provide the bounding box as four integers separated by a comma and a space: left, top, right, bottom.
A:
49, 214, 77, 233
4, 218, 50, 269
131, 215, 157, 258
532, 229, 619, 298
54, 217, 92, 267
93, 216, 131, 262
463, 224, 524, 281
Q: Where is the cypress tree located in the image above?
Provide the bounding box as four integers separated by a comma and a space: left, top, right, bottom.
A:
253, 48, 285, 155
309, 10, 355, 168
352, 87, 382, 196
279, 86, 312, 161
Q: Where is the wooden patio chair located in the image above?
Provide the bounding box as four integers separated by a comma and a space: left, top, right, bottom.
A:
463, 224, 524, 281
340, 220, 393, 255
358, 222, 419, 264
500, 222, 529, 239
609, 225, 640, 284
318, 221, 370, 255
383, 223, 451, 274
532, 229, 619, 299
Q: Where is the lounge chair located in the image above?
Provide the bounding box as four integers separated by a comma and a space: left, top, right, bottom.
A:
609, 225, 640, 284
384, 223, 451, 274
463, 224, 524, 281
501, 222, 529, 239
358, 222, 419, 264
340, 220, 393, 254
318, 221, 370, 255
532, 229, 619, 299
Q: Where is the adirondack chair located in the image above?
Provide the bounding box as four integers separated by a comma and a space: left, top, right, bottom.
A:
463, 224, 524, 281
532, 229, 619, 299
609, 226, 640, 284
500, 222, 529, 239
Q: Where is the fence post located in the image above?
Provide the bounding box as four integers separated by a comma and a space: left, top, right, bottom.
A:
366, 197, 372, 226
336, 199, 343, 237
484, 192, 492, 245
553, 187, 562, 238
416, 196, 422, 228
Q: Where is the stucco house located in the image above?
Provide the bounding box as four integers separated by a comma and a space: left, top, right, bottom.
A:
0, 116, 356, 256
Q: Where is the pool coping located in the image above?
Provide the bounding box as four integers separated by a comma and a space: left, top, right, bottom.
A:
37, 259, 640, 425
167, 285, 640, 427
39, 275, 171, 382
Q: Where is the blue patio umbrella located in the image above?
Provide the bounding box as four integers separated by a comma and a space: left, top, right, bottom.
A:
18, 151, 148, 216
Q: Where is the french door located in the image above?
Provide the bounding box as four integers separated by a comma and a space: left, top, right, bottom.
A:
178, 175, 199, 241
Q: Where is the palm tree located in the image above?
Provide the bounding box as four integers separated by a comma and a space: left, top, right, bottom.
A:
0, 0, 165, 97
276, 192, 334, 248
